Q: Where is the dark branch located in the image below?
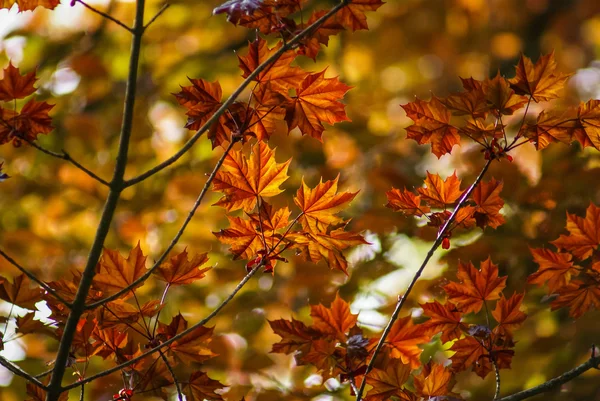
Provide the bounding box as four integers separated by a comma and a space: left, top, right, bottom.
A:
0, 355, 46, 389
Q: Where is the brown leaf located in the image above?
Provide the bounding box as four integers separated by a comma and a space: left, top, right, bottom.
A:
309, 293, 358, 341
0, 274, 44, 310
155, 250, 211, 286
0, 63, 37, 100
509, 52, 571, 102
92, 243, 147, 297
551, 203, 600, 260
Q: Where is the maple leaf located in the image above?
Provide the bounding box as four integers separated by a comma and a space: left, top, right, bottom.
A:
385, 188, 430, 217
295, 175, 358, 233
96, 300, 142, 328
25, 382, 68, 401
365, 359, 411, 401
417, 171, 463, 208
212, 141, 290, 212
238, 37, 308, 93
15, 312, 54, 337
573, 99, 600, 150
70, 316, 99, 356
91, 326, 128, 360
0, 63, 37, 100
449, 336, 488, 377
302, 338, 342, 379
92, 243, 147, 297
214, 216, 265, 260
269, 317, 321, 356
0, 274, 44, 309
413, 362, 454, 398
472, 178, 505, 229
551, 203, 600, 260
160, 314, 216, 364
442, 78, 488, 117
551, 280, 600, 318
285, 69, 352, 140
418, 300, 464, 343
290, 227, 367, 274
527, 247, 578, 292
155, 250, 211, 286
509, 52, 571, 102
310, 293, 358, 341
482, 72, 528, 115
184, 371, 224, 401
492, 292, 526, 338
336, 0, 384, 31
401, 96, 460, 158
246, 83, 286, 141
443, 258, 507, 314
248, 201, 291, 233
524, 108, 576, 150
384, 315, 431, 368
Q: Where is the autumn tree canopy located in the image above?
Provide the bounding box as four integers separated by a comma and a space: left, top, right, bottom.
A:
0, 0, 599, 401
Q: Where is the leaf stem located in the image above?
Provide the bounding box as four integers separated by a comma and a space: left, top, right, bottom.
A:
355, 159, 493, 401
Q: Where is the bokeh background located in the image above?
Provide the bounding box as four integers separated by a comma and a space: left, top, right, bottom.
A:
1, 0, 600, 399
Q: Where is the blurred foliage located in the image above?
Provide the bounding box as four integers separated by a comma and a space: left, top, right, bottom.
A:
1, 0, 600, 400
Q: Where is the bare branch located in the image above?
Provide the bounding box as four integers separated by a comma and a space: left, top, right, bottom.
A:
0, 249, 72, 307
144, 3, 170, 30
76, 0, 133, 32
159, 350, 183, 401
496, 354, 600, 401
355, 159, 493, 401
84, 139, 237, 310
0, 355, 46, 389
62, 263, 262, 391
21, 137, 110, 187
124, 0, 348, 187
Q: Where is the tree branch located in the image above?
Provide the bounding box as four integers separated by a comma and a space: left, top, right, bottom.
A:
0, 249, 72, 307
144, 2, 170, 30
0, 355, 46, 389
84, 139, 237, 310
159, 350, 182, 401
496, 355, 600, 401
61, 263, 262, 391
76, 0, 133, 32
44, 0, 146, 399
123, 0, 348, 187
355, 159, 493, 401
19, 137, 110, 187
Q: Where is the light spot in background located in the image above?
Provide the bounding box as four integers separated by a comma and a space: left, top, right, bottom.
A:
304, 373, 323, 387
1, 36, 26, 64
149, 101, 185, 143
380, 65, 407, 92
347, 231, 380, 266
491, 32, 522, 59
324, 378, 340, 392
572, 61, 600, 101
258, 275, 273, 291
51, 67, 81, 96
342, 45, 373, 83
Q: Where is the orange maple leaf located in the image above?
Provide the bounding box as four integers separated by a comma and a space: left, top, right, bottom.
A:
92, 243, 147, 297
418, 300, 464, 343
442, 77, 488, 118
336, 0, 384, 31
285, 69, 352, 140
384, 315, 431, 368
551, 203, 600, 260
0, 273, 44, 310
417, 171, 463, 208
160, 313, 216, 365
524, 108, 576, 150
365, 359, 412, 401
155, 250, 211, 286
214, 216, 266, 260
443, 258, 507, 314
174, 78, 222, 129
472, 178, 505, 229
402, 96, 460, 158
492, 292, 527, 338
551, 281, 600, 318
573, 99, 600, 150
184, 371, 224, 401
269, 317, 321, 355
238, 37, 308, 93
385, 188, 430, 217
295, 175, 358, 233
0, 63, 37, 100
509, 52, 571, 102
309, 293, 358, 341
413, 362, 454, 398
527, 247, 578, 292
212, 141, 290, 212
482, 72, 528, 116
449, 336, 489, 377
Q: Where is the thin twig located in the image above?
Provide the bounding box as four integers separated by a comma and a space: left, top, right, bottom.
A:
492, 356, 501, 400
495, 354, 600, 401
62, 263, 262, 391
35, 368, 55, 379
76, 0, 133, 32
144, 3, 170, 30
124, 0, 349, 187
79, 383, 85, 401
355, 159, 494, 401
44, 0, 146, 398
159, 350, 183, 401
84, 139, 237, 310
0, 355, 46, 389
0, 249, 72, 307
20, 137, 110, 187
